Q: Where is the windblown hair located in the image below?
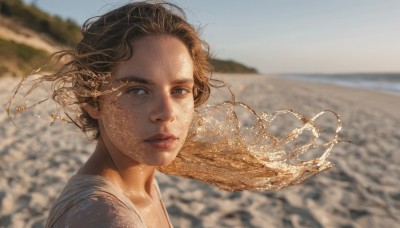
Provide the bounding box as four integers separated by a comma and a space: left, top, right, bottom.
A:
9, 1, 216, 139
8, 1, 342, 192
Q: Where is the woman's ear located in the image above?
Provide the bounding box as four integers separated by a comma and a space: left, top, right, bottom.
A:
83, 103, 101, 119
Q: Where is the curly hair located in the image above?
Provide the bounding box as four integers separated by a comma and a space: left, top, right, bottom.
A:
7, 1, 342, 192
10, 1, 219, 139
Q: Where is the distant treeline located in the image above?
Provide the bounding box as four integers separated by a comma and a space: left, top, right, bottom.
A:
211, 59, 258, 74
0, 0, 258, 75
0, 0, 81, 45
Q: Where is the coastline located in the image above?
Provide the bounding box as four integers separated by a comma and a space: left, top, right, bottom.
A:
279, 73, 400, 96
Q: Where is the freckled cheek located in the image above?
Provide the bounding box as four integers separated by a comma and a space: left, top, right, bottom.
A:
101, 101, 145, 150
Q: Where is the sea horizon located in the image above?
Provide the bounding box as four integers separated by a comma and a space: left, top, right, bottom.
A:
278, 73, 400, 96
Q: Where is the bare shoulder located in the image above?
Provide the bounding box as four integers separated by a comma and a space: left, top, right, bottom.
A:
53, 195, 146, 228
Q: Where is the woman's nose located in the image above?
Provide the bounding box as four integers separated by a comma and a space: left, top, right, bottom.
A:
149, 94, 175, 123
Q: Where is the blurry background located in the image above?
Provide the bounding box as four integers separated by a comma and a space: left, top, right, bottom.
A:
1, 0, 399, 227
2, 0, 399, 93
20, 0, 400, 74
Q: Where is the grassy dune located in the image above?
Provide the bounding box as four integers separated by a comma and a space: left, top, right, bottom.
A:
0, 38, 49, 76
0, 0, 258, 76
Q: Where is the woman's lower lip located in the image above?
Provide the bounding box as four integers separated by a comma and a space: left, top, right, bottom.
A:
144, 139, 178, 150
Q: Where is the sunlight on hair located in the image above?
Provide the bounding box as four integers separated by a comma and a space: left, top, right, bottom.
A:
159, 101, 342, 191
8, 71, 342, 192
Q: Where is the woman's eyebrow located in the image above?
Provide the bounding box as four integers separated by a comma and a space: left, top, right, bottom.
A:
115, 76, 194, 85
115, 76, 151, 84
171, 78, 194, 84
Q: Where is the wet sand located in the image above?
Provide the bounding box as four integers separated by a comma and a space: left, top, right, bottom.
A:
1, 74, 399, 227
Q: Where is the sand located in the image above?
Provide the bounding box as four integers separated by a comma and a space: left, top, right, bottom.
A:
0, 74, 399, 227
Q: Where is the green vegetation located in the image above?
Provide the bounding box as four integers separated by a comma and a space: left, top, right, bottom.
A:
0, 0, 258, 76
0, 0, 81, 46
0, 38, 49, 76
210, 59, 258, 74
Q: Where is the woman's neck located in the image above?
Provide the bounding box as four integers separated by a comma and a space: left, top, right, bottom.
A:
78, 137, 157, 200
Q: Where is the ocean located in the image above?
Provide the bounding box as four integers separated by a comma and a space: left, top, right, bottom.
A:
280, 73, 400, 96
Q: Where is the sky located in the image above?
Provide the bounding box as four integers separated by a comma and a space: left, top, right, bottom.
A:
22, 0, 400, 74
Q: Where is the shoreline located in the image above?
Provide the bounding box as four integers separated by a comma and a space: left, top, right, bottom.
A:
278, 73, 400, 96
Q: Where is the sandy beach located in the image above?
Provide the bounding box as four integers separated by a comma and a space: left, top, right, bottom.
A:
0, 74, 399, 227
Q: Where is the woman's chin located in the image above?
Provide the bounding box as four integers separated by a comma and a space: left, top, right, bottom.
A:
143, 152, 178, 167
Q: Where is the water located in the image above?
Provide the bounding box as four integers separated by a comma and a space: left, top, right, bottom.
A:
280, 73, 400, 95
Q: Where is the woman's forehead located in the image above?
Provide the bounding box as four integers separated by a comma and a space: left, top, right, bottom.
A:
111, 35, 194, 83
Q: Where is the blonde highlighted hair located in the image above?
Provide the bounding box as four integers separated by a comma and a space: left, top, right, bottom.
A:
10, 1, 219, 139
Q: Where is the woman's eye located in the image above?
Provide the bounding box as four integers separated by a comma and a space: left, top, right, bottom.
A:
127, 88, 148, 95
172, 88, 191, 95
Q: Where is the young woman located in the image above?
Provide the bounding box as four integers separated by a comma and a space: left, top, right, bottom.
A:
25, 2, 214, 227
8, 1, 340, 227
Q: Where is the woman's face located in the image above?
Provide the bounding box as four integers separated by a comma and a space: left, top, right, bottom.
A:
97, 35, 195, 167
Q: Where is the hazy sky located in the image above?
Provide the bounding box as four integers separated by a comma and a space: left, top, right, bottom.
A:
22, 0, 400, 74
